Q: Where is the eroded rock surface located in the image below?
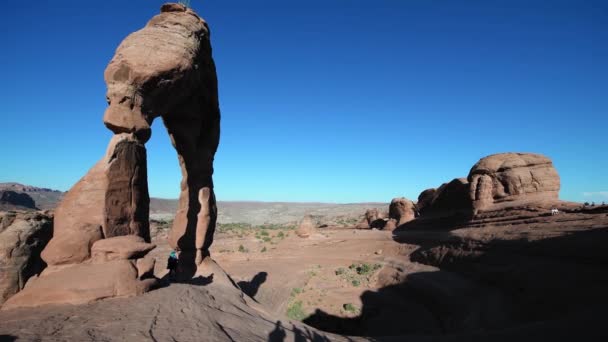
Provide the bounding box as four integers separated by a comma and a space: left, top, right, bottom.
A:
418, 178, 472, 218
388, 197, 416, 228
2, 3, 223, 308
0, 211, 52, 305
468, 153, 560, 213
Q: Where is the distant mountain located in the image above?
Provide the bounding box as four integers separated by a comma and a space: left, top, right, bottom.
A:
0, 183, 63, 210
0, 190, 38, 211
1, 182, 386, 225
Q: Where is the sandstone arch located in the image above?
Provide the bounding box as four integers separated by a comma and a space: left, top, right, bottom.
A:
4, 4, 221, 309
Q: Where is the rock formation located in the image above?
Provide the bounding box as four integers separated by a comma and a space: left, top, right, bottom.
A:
416, 153, 562, 220
0, 191, 37, 211
468, 153, 560, 213
296, 215, 316, 238
0, 212, 52, 305
418, 178, 472, 218
386, 197, 416, 230
0, 183, 64, 210
416, 188, 436, 213
2, 3, 221, 308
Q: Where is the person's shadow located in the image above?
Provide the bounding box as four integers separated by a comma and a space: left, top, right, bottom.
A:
237, 271, 268, 299
268, 321, 286, 342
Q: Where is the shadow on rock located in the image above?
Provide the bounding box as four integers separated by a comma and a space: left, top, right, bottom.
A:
237, 271, 267, 299
267, 320, 333, 342
302, 224, 608, 340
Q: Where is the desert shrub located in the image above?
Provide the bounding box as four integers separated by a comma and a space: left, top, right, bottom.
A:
291, 287, 302, 296
351, 279, 360, 287
286, 301, 307, 321
238, 245, 248, 253
343, 303, 358, 313
260, 230, 269, 236
335, 267, 346, 276
261, 246, 267, 253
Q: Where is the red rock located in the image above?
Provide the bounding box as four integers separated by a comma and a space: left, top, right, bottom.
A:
468, 153, 560, 213
384, 219, 398, 231
417, 188, 436, 212
42, 134, 149, 266
91, 236, 156, 263
0, 212, 52, 305
8, 3, 220, 308
419, 178, 472, 218
388, 197, 416, 226
296, 215, 316, 238
1, 260, 156, 310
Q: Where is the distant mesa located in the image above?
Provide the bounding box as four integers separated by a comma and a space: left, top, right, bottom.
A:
0, 183, 63, 211
0, 191, 37, 211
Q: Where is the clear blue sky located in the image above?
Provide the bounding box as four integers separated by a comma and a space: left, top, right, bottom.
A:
1, 0, 606, 203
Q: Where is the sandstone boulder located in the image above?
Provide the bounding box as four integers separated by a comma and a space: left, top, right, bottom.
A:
91, 235, 156, 263
468, 153, 560, 213
388, 197, 416, 227
384, 219, 398, 231
296, 215, 316, 238
417, 188, 436, 213
2, 260, 157, 310
0, 212, 52, 305
419, 178, 472, 218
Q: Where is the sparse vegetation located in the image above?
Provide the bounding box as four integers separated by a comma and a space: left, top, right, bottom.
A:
343, 303, 358, 313
351, 263, 382, 275
286, 300, 307, 321
291, 287, 302, 296
238, 245, 249, 253
261, 246, 267, 253
335, 263, 383, 288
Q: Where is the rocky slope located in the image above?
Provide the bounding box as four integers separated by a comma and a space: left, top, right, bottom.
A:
0, 258, 349, 342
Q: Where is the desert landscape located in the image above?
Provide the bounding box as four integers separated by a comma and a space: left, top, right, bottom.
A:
1, 2, 607, 342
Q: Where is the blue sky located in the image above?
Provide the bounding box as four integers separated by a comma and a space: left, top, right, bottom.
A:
0, 0, 606, 203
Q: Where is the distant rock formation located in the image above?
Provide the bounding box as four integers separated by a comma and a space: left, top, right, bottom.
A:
0, 191, 37, 210
0, 211, 52, 305
386, 197, 416, 230
355, 209, 387, 229
296, 215, 316, 238
416, 153, 561, 220
0, 183, 64, 210
468, 153, 560, 213
3, 3, 221, 309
